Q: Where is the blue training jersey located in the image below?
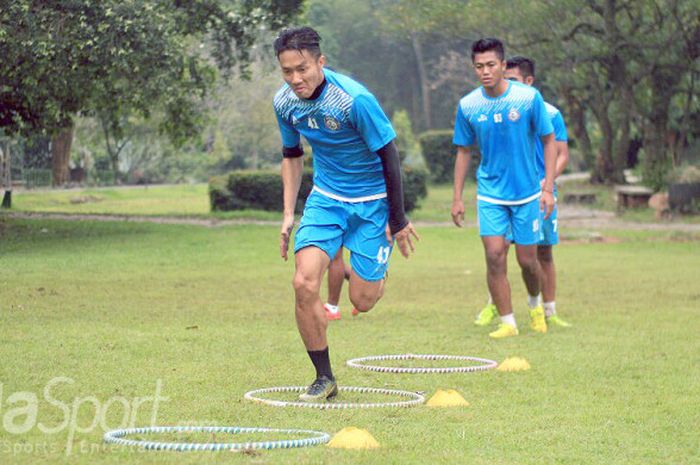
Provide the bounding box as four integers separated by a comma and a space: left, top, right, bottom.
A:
453, 80, 554, 204
535, 102, 568, 181
273, 68, 396, 200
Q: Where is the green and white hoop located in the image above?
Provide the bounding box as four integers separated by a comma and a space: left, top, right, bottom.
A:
103, 425, 330, 451
244, 385, 425, 409
346, 354, 498, 374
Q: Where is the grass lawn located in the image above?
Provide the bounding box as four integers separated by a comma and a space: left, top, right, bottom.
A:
0, 217, 698, 464
5, 182, 496, 226
9, 184, 279, 221
10, 180, 700, 224
10, 182, 469, 223
10, 184, 212, 216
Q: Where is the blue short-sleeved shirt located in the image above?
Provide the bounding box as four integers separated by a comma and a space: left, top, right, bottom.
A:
453, 81, 554, 204
534, 102, 568, 180
273, 68, 396, 200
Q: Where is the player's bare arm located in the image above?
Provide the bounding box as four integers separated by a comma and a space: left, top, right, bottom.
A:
540, 133, 556, 219
280, 155, 303, 261
452, 146, 471, 227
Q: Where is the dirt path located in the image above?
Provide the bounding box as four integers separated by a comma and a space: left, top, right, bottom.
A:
4, 207, 700, 232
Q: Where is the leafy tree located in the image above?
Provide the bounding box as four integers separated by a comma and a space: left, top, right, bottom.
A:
0, 0, 303, 185
373, 0, 471, 129
460, 0, 700, 187
391, 109, 422, 167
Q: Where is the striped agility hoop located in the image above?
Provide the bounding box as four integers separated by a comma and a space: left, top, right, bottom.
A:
103, 425, 330, 451
244, 385, 425, 409
346, 354, 498, 374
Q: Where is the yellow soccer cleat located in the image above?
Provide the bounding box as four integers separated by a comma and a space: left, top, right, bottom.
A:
547, 314, 572, 328
529, 305, 548, 333
474, 303, 498, 326
489, 323, 519, 339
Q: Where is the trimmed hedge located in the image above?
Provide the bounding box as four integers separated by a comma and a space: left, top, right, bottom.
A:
402, 166, 429, 213
419, 130, 454, 183
418, 129, 480, 183
209, 167, 428, 214
209, 169, 314, 213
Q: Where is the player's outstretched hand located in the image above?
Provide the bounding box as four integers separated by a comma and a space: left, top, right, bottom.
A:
389, 222, 420, 258
279, 214, 295, 261
540, 191, 555, 220
451, 199, 465, 227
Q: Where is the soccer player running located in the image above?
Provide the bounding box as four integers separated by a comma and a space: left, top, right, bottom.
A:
452, 38, 556, 339
474, 56, 572, 328
273, 27, 419, 400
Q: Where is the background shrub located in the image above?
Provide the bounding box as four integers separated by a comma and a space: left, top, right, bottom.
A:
210, 167, 428, 214
419, 129, 480, 183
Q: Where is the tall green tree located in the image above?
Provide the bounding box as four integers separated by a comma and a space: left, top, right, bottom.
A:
374, 0, 471, 130
0, 0, 302, 185
462, 0, 700, 187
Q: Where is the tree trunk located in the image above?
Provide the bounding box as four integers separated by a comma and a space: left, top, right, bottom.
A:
643, 68, 676, 190
674, 70, 696, 166
560, 86, 594, 169
410, 33, 432, 130
602, 0, 631, 182
51, 124, 74, 186
589, 96, 618, 184
1, 141, 10, 208
613, 84, 635, 174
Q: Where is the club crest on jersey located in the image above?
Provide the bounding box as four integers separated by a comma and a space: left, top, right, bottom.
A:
508, 108, 521, 122
324, 115, 340, 131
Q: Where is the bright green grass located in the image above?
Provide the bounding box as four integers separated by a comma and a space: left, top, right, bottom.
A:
409, 183, 475, 223
13, 180, 700, 224
11, 184, 211, 216
10, 184, 280, 221
7, 182, 457, 218
10, 182, 473, 223
0, 217, 698, 464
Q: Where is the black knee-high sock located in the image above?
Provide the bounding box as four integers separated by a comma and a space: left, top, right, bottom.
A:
307, 347, 333, 380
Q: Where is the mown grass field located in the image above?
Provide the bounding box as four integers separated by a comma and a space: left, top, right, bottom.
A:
11, 181, 700, 224
9, 183, 467, 223
1, 211, 698, 464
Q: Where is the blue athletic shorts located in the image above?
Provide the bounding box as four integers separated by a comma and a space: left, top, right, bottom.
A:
294, 191, 392, 281
539, 201, 559, 246
477, 197, 542, 245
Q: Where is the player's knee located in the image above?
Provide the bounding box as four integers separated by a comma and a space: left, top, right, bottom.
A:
537, 246, 553, 264
292, 272, 320, 301
484, 249, 507, 271
349, 289, 379, 313
516, 252, 539, 271
350, 296, 375, 313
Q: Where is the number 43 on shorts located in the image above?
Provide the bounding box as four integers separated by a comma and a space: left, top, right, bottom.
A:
376, 246, 390, 264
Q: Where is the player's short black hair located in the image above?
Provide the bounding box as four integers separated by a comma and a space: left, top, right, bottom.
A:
273, 26, 322, 58
471, 38, 505, 62
507, 56, 536, 78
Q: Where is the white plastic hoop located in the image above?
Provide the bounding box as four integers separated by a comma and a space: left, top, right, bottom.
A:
103, 425, 330, 451
244, 385, 425, 409
346, 354, 498, 373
